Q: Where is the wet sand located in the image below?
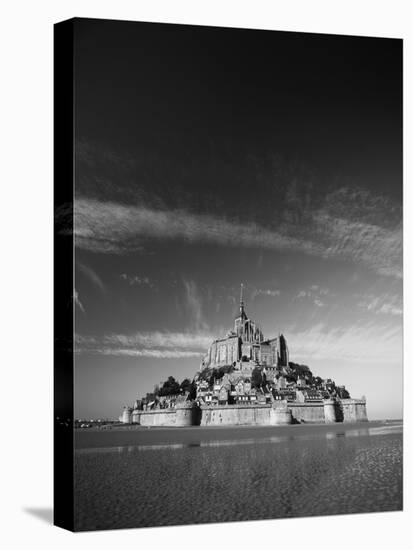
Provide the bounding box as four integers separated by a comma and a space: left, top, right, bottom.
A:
75, 420, 390, 450
74, 420, 402, 531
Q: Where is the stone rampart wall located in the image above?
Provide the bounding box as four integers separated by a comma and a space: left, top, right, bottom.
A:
200, 404, 293, 426
200, 404, 271, 426
138, 404, 201, 427
139, 409, 177, 427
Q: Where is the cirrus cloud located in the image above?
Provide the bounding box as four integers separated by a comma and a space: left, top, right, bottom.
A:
75, 330, 214, 359
74, 197, 401, 279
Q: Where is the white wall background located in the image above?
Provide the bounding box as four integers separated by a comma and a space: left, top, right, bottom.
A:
0, 1, 411, 548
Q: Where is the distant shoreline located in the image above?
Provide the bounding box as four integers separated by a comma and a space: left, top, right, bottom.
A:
74, 419, 401, 450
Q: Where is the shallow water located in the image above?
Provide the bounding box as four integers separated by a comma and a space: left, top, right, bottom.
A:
74, 422, 402, 531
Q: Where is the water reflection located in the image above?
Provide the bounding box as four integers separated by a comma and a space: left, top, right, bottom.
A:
326, 431, 345, 439
76, 422, 403, 455
367, 423, 403, 435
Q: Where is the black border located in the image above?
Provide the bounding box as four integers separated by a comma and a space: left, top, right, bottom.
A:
54, 18, 75, 532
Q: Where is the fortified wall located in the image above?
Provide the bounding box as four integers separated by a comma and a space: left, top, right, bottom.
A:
136, 403, 201, 427
133, 398, 368, 427
200, 403, 292, 426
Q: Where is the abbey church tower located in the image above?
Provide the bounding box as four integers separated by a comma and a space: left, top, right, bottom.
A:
200, 284, 289, 372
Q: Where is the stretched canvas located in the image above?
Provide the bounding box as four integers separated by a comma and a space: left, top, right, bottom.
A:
54, 18, 403, 531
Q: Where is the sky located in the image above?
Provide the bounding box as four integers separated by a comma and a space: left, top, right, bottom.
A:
71, 18, 402, 420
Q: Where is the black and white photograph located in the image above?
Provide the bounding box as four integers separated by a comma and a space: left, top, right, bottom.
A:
3, 0, 413, 547
53, 17, 404, 532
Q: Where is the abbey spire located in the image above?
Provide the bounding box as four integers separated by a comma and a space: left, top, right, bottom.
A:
239, 283, 247, 319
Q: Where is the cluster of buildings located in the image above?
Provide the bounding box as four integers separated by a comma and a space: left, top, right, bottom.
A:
194, 372, 330, 407
193, 287, 349, 407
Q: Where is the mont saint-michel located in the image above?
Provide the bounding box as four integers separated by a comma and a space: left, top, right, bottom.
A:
119, 286, 368, 427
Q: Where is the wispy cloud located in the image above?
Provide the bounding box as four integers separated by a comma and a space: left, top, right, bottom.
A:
252, 288, 281, 300
313, 212, 402, 279
104, 331, 212, 349
294, 287, 328, 307
286, 321, 402, 364
183, 279, 208, 331
357, 293, 403, 317
77, 261, 106, 293
74, 289, 85, 313
74, 199, 304, 253
120, 273, 152, 287
310, 285, 329, 296
75, 330, 213, 359
98, 349, 202, 359
74, 197, 401, 278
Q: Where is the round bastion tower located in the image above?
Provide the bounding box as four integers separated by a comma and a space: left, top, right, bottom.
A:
175, 401, 201, 426
323, 399, 337, 423
121, 406, 132, 424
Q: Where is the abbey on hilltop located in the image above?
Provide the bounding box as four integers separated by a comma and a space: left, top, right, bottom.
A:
200, 283, 289, 377
121, 285, 368, 427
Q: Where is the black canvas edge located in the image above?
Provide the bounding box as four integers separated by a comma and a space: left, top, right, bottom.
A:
54, 18, 75, 532
58, 15, 403, 42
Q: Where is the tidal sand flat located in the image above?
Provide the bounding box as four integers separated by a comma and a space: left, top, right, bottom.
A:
74, 421, 402, 531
